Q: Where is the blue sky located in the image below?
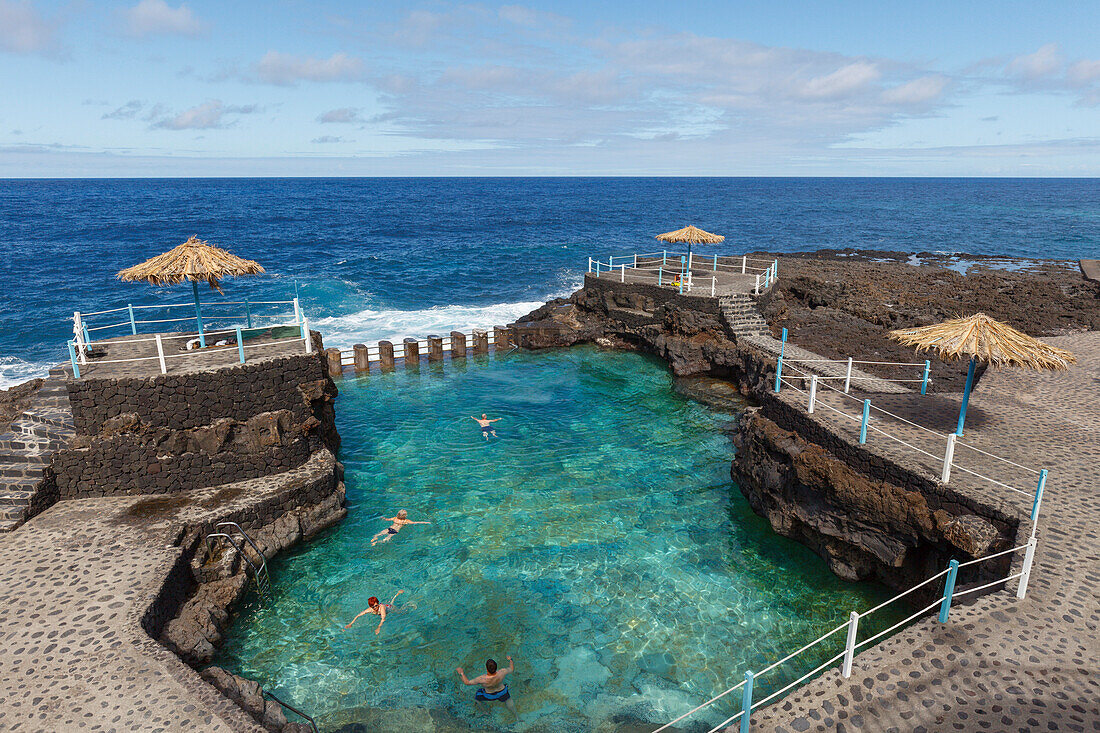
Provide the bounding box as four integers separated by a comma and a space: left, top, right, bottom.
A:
2, 0, 1099, 176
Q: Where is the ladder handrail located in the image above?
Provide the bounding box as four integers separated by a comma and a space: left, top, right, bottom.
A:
204, 532, 270, 601
262, 691, 319, 733
214, 521, 272, 595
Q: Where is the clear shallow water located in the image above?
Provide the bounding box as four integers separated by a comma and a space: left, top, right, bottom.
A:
214, 347, 902, 732
2, 177, 1098, 387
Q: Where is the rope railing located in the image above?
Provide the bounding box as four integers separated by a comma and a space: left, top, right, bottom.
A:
654, 536, 1038, 732
588, 253, 780, 296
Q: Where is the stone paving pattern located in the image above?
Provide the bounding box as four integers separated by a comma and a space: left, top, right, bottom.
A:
0, 449, 338, 733
734, 332, 1100, 731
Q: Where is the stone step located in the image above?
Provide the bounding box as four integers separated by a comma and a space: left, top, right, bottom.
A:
6, 421, 73, 441
0, 462, 47, 477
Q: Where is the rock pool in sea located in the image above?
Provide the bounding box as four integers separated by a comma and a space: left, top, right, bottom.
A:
214, 346, 902, 732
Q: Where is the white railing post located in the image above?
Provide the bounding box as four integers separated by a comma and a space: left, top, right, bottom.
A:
687, 271, 692, 291
844, 357, 853, 393
621, 264, 626, 283
633, 253, 638, 268
1016, 535, 1037, 599
808, 375, 818, 413
711, 276, 716, 297
941, 433, 957, 483
293, 297, 302, 324
742, 255, 747, 274
155, 334, 167, 374
588, 257, 593, 273
302, 316, 313, 353
842, 610, 859, 677
688, 251, 693, 270
755, 273, 760, 294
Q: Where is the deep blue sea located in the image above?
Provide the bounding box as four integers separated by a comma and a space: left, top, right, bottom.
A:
1, 177, 1098, 387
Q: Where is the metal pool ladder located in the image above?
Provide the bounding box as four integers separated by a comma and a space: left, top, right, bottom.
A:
263, 691, 319, 733
204, 521, 272, 601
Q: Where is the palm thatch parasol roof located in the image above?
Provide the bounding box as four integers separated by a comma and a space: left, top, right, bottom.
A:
117, 235, 264, 293
655, 225, 725, 244
889, 313, 1076, 371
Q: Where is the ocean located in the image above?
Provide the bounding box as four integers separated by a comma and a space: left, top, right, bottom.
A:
1, 177, 1098, 388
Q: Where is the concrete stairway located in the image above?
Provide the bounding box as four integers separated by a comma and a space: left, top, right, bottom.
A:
0, 369, 74, 531
718, 293, 772, 337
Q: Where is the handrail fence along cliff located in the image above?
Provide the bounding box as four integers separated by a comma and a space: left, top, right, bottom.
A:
654, 532, 1041, 733
67, 296, 312, 378
588, 252, 780, 295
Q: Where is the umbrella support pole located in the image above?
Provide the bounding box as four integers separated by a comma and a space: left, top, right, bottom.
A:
192, 281, 206, 348
956, 357, 976, 436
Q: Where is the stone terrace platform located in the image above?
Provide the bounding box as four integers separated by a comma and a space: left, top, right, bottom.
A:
743, 332, 1100, 732
71, 327, 313, 379
588, 261, 769, 296
0, 449, 337, 732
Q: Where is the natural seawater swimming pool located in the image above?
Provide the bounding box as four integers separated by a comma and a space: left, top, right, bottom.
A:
215, 347, 902, 732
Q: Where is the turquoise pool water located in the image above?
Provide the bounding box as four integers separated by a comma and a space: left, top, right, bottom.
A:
214, 347, 900, 732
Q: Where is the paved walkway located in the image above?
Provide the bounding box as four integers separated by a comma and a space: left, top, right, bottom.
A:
741, 332, 1100, 731
747, 336, 914, 395
0, 450, 335, 733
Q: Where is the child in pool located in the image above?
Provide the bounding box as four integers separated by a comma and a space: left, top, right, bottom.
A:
370, 509, 431, 546
345, 590, 409, 635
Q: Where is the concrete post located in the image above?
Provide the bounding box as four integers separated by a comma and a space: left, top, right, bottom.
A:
325, 348, 342, 377
842, 610, 859, 678
403, 338, 420, 366
1016, 536, 1037, 599
472, 330, 489, 354
428, 335, 444, 361
378, 341, 395, 371
353, 343, 370, 373
494, 326, 511, 350
450, 331, 467, 358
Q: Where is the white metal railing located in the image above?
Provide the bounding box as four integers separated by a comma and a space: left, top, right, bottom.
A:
67, 297, 312, 378
587, 253, 780, 295
655, 535, 1038, 732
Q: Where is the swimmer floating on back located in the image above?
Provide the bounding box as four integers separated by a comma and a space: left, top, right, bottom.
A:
370, 509, 431, 546
470, 413, 502, 440
345, 589, 410, 635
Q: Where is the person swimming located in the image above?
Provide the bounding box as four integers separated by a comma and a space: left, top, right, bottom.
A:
370, 509, 431, 546
470, 413, 502, 440
345, 590, 407, 635
457, 656, 516, 715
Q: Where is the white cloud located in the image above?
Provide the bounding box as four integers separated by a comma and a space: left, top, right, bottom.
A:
318, 108, 364, 123
798, 62, 880, 99
151, 100, 258, 130
254, 51, 366, 86
1067, 59, 1100, 87
0, 0, 60, 55
1006, 43, 1062, 79
311, 135, 348, 143
102, 100, 144, 120
882, 75, 949, 105
124, 0, 204, 37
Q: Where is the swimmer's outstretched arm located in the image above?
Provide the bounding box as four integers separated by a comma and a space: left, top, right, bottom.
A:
344, 608, 371, 629
505, 655, 514, 675
455, 668, 485, 685
489, 417, 502, 422
375, 604, 387, 635
388, 589, 405, 605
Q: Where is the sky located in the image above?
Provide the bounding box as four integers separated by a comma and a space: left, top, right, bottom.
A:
1, 0, 1099, 176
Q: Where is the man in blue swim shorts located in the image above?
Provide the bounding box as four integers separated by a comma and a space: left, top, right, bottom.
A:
457, 656, 516, 714
470, 413, 502, 440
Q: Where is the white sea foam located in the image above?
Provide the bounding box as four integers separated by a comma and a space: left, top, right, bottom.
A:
0, 355, 52, 391
312, 298, 555, 350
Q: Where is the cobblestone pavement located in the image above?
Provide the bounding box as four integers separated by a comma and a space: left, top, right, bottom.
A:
735, 332, 1100, 732
0, 450, 335, 732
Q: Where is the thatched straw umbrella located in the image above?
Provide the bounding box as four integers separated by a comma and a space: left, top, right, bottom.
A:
890, 313, 1076, 435
655, 225, 725, 265
117, 235, 265, 347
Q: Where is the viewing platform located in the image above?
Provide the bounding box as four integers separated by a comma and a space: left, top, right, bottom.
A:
588, 251, 779, 296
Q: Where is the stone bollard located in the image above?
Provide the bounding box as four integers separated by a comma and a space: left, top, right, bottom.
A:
353, 343, 370, 373
325, 348, 343, 378
427, 335, 444, 361
403, 338, 420, 366
494, 326, 512, 351
450, 331, 467, 358
472, 329, 489, 355
378, 341, 395, 371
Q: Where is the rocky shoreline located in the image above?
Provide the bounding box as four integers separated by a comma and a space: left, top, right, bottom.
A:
516, 250, 1099, 596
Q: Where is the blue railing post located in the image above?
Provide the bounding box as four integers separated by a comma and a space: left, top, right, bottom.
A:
662, 249, 667, 265
658, 267, 663, 286
921, 360, 931, 395
938, 559, 959, 622
780, 327, 787, 358
596, 261, 601, 276
740, 670, 754, 733
713, 253, 718, 271
245, 298, 252, 328
859, 399, 870, 443
1031, 469, 1047, 522
67, 341, 81, 379
127, 304, 136, 335
235, 327, 245, 363
775, 356, 783, 393
82, 324, 91, 346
